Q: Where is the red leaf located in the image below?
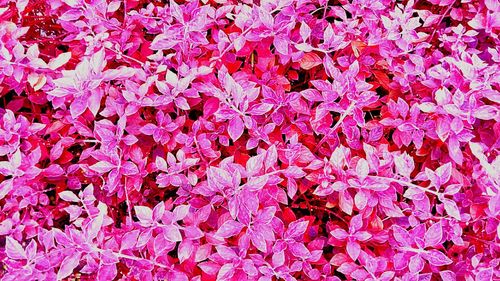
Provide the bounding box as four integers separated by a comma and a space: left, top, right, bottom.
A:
300, 53, 322, 70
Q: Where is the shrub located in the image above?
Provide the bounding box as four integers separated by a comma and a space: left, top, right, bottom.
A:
0, 0, 499, 280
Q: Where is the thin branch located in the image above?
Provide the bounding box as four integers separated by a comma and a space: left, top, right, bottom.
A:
370, 176, 440, 196
314, 101, 356, 153
427, 4, 454, 43
124, 177, 133, 223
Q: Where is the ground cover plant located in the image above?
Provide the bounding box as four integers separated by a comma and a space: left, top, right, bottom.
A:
0, 0, 499, 280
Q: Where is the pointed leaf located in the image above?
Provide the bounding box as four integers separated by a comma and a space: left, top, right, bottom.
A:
215, 220, 244, 238
228, 116, 244, 141
5, 237, 26, 260
57, 252, 82, 280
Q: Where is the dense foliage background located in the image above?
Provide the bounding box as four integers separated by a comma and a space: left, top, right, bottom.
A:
0, 0, 499, 280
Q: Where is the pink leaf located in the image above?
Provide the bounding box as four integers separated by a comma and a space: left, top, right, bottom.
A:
474, 105, 498, 120
48, 52, 72, 70
439, 270, 457, 281
43, 164, 64, 177
5, 237, 26, 260
339, 190, 354, 215
258, 7, 273, 28
203, 97, 219, 117
216, 245, 238, 260
331, 228, 349, 240
120, 162, 139, 175
392, 225, 412, 246
0, 179, 14, 200
353, 231, 371, 242
246, 154, 264, 176
178, 240, 193, 263
90, 161, 115, 174
425, 222, 443, 247
215, 220, 244, 238
135, 206, 153, 224
284, 166, 306, 178
422, 250, 453, 266
57, 252, 82, 280
163, 225, 182, 242
409, 254, 424, 273
448, 136, 463, 165
300, 53, 322, 70
70, 96, 88, 118
346, 241, 361, 261
173, 205, 190, 221
443, 199, 461, 220
217, 264, 235, 281
228, 116, 244, 141
435, 163, 452, 185
354, 191, 368, 210
285, 220, 309, 239
59, 191, 80, 202
289, 241, 311, 258
97, 263, 117, 281
273, 36, 288, 55
299, 21, 311, 41
272, 250, 285, 267
121, 230, 140, 250
87, 214, 104, 240
475, 268, 493, 281
356, 159, 369, 180
195, 244, 212, 262
245, 175, 268, 191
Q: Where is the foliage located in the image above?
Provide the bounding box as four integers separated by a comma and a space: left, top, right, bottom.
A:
0, 0, 499, 280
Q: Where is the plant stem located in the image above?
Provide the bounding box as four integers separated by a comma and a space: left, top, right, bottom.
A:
93, 247, 170, 269
124, 177, 132, 223
428, 4, 454, 43
370, 176, 440, 196
314, 102, 356, 153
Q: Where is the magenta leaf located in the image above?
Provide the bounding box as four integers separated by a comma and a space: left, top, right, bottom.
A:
178, 240, 193, 263
5, 237, 26, 260
442, 199, 461, 220
215, 220, 245, 238
228, 116, 244, 141
121, 230, 140, 250
424, 222, 443, 247
439, 270, 457, 281
422, 250, 453, 266
134, 206, 153, 224
289, 241, 311, 259
57, 252, 82, 280
346, 241, 361, 261
163, 225, 182, 242
90, 161, 115, 174
409, 254, 424, 273
0, 0, 496, 280
285, 220, 309, 239
392, 225, 412, 246
59, 191, 80, 202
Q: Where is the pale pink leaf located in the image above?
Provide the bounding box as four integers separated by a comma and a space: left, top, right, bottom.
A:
424, 222, 443, 247
59, 191, 80, 202
5, 237, 26, 260
346, 241, 361, 261
215, 220, 244, 238
423, 250, 453, 266
135, 206, 153, 223
57, 252, 82, 280
48, 52, 72, 70
228, 116, 244, 141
